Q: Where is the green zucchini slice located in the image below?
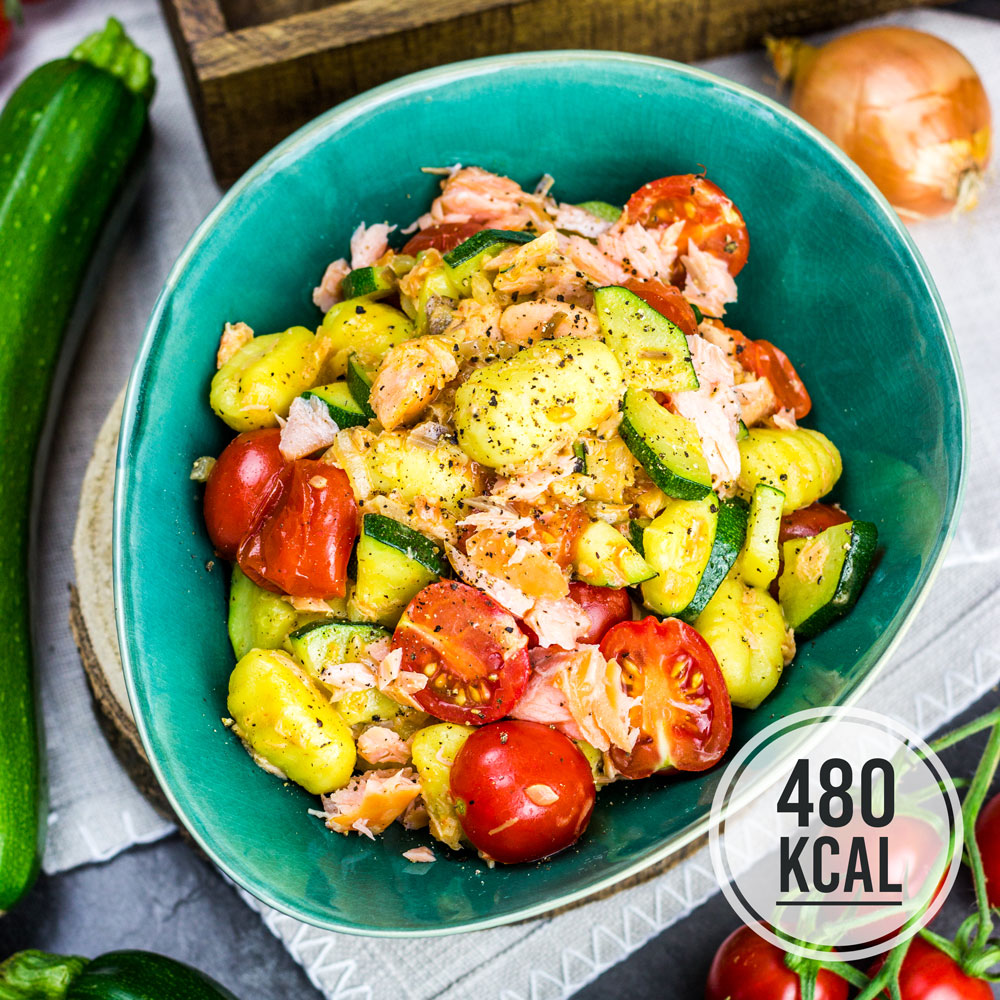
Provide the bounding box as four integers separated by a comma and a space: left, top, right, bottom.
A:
575, 200, 622, 223
741, 483, 785, 588
573, 518, 655, 588
443, 228, 534, 292
595, 285, 698, 393
301, 382, 369, 428
340, 265, 395, 301
620, 388, 713, 500
779, 520, 878, 640
346, 354, 376, 420
353, 514, 448, 625
287, 620, 390, 680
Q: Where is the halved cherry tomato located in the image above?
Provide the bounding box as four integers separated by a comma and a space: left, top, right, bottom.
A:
599, 617, 732, 778
976, 792, 1000, 907
569, 582, 632, 645
779, 503, 851, 544
706, 925, 849, 1000
237, 460, 357, 598
728, 328, 812, 419
450, 719, 596, 863
868, 936, 992, 999
624, 174, 749, 276
401, 221, 482, 256
203, 428, 288, 560
624, 278, 699, 338
394, 581, 530, 724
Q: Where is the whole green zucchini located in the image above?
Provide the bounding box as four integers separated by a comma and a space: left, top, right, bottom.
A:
0, 950, 239, 999
0, 19, 154, 913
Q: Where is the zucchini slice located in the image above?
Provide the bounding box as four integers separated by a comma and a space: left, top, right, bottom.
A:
353, 514, 448, 625
340, 264, 395, 301
301, 381, 369, 429
640, 494, 748, 621
595, 285, 698, 393
573, 518, 655, 588
573, 439, 588, 474
346, 354, 377, 420
443, 228, 534, 292
287, 619, 390, 681
628, 518, 649, 557
575, 200, 622, 223
619, 388, 713, 500
779, 520, 878, 640
741, 483, 785, 588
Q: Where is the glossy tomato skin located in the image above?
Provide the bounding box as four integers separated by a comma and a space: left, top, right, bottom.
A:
450, 720, 596, 864
706, 926, 849, 1000
624, 175, 749, 277
977, 792, 1000, 907
779, 503, 851, 544
395, 581, 531, 725
625, 278, 699, 338
600, 617, 732, 778
868, 936, 992, 1000
727, 328, 811, 419
569, 582, 632, 645
237, 460, 357, 598
401, 221, 482, 256
203, 428, 288, 559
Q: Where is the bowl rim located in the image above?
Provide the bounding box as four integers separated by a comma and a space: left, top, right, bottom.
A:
114, 48, 968, 937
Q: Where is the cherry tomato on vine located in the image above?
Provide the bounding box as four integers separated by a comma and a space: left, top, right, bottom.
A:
706, 925, 849, 1000
624, 278, 699, 338
624, 174, 749, 277
599, 617, 732, 778
395, 581, 531, 724
203, 428, 288, 559
401, 221, 482, 256
868, 936, 992, 999
568, 582, 632, 646
237, 460, 357, 598
450, 719, 595, 863
976, 791, 1000, 907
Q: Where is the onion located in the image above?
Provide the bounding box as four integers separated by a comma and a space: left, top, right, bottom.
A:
767, 27, 991, 219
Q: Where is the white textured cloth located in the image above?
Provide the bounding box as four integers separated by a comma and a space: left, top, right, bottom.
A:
5, 2, 999, 998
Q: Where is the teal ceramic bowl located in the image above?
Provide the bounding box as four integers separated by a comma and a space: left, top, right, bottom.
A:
115, 51, 965, 935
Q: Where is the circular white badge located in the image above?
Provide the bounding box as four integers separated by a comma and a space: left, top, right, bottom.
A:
709, 707, 962, 962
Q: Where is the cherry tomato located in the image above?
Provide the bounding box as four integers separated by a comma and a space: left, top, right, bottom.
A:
450, 719, 596, 863
203, 428, 288, 560
395, 581, 531, 724
868, 936, 992, 999
237, 460, 357, 598
624, 278, 700, 338
976, 792, 1000, 907
624, 174, 749, 276
600, 617, 732, 778
728, 328, 812, 419
568, 582, 632, 645
0, 13, 10, 58
779, 503, 851, 544
706, 925, 849, 1000
401, 221, 482, 256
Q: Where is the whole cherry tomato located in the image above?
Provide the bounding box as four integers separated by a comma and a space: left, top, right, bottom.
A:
706, 925, 849, 1000
395, 581, 531, 725
568, 582, 632, 645
401, 221, 482, 256
600, 617, 732, 777
203, 428, 288, 559
450, 719, 596, 863
237, 460, 357, 598
624, 278, 700, 338
868, 936, 992, 999
727, 328, 812, 419
624, 174, 749, 276
779, 503, 851, 544
976, 791, 1000, 907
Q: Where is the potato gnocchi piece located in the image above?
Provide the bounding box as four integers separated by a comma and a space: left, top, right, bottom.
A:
318, 299, 415, 377
737, 427, 842, 514
454, 337, 624, 471
226, 648, 356, 795
210, 326, 328, 431
694, 571, 786, 709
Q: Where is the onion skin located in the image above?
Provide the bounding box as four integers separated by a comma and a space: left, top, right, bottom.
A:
768, 27, 991, 220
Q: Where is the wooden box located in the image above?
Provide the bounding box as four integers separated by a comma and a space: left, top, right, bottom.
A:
161, 0, 942, 186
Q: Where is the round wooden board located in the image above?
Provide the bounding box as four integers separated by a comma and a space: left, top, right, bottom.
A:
71, 391, 705, 914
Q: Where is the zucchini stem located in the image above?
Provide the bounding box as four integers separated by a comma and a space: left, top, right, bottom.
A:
70, 17, 156, 104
